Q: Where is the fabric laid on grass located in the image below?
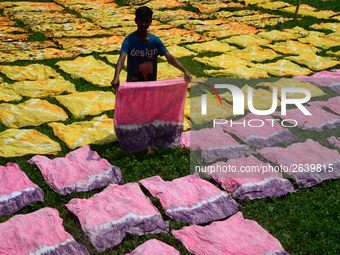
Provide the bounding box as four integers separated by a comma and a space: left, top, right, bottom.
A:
204, 65, 270, 79
193, 2, 247, 14
56, 55, 125, 87
283, 26, 309, 36
203, 22, 262, 38
48, 114, 117, 149
100, 54, 127, 67
0, 99, 68, 128
193, 54, 252, 69
55, 91, 115, 119
127, 239, 180, 255
328, 136, 340, 148
310, 22, 340, 32
28, 145, 123, 195
0, 64, 58, 81
227, 46, 280, 62
272, 106, 340, 132
258, 30, 301, 41
114, 78, 187, 153
29, 22, 100, 33
185, 40, 236, 53
280, 4, 317, 15
0, 33, 31, 41
65, 183, 169, 252
159, 45, 197, 59
308, 10, 339, 19
44, 29, 120, 38
0, 162, 44, 216
267, 41, 320, 55
190, 127, 255, 163
254, 60, 313, 77
298, 34, 340, 49
153, 29, 207, 46
285, 53, 340, 71
153, 10, 201, 22
208, 156, 295, 200
12, 11, 84, 25
258, 139, 340, 189
0, 84, 22, 102
220, 113, 297, 149
0, 40, 57, 51
257, 1, 292, 10
2, 2, 65, 13
0, 207, 90, 255
0, 26, 28, 33
140, 175, 238, 224
144, 0, 186, 9
221, 34, 272, 47
0, 129, 61, 157
158, 62, 188, 80
307, 96, 340, 115
172, 211, 291, 255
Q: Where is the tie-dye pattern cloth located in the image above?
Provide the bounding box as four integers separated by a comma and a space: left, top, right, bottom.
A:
140, 175, 238, 224
0, 207, 90, 255
258, 139, 340, 188
0, 162, 44, 216
0, 64, 58, 81
308, 96, 340, 115
28, 145, 123, 195
328, 136, 340, 148
126, 239, 180, 255
208, 156, 295, 200
172, 211, 292, 255
65, 183, 169, 252
114, 78, 188, 153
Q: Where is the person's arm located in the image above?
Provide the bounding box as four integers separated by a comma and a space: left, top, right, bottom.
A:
164, 52, 192, 84
111, 52, 127, 90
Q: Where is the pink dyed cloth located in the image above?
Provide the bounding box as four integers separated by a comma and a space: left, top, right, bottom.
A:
180, 131, 190, 149
258, 139, 340, 188
65, 183, 169, 252
126, 239, 180, 255
219, 113, 297, 149
272, 106, 340, 132
28, 145, 123, 195
308, 96, 340, 115
294, 69, 340, 93
209, 156, 295, 200
172, 211, 291, 255
190, 126, 255, 162
114, 78, 188, 153
0, 207, 89, 255
328, 136, 340, 148
0, 162, 44, 216
139, 175, 238, 224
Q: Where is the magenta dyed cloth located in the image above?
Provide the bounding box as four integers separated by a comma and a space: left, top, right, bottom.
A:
328, 136, 340, 148
114, 78, 188, 153
258, 139, 340, 188
293, 69, 340, 93
0, 162, 44, 216
190, 126, 255, 162
126, 239, 180, 255
209, 155, 295, 200
272, 106, 340, 132
139, 175, 238, 224
219, 113, 298, 149
180, 131, 190, 149
65, 183, 169, 252
308, 96, 340, 115
0, 207, 89, 255
28, 145, 123, 195
172, 212, 291, 255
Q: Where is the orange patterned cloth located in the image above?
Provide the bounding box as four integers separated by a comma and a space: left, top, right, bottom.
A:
0, 41, 57, 51
203, 22, 263, 38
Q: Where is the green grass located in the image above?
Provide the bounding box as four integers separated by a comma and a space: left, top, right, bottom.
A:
0, 0, 340, 254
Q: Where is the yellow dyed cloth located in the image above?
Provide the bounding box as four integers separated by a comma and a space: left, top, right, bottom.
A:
145, 0, 185, 9
298, 34, 340, 49
30, 22, 100, 32
285, 53, 340, 71
203, 22, 262, 38
193, 54, 251, 69
257, 1, 292, 10
100, 54, 127, 67
308, 10, 339, 19
184, 98, 190, 118
181, 19, 230, 30
217, 10, 261, 18
227, 46, 280, 62
194, 2, 247, 14
56, 56, 126, 87
221, 34, 272, 47
256, 78, 326, 99
183, 117, 191, 131
0, 64, 58, 81
204, 66, 270, 79
0, 26, 28, 33
0, 129, 61, 157
0, 84, 22, 102
281, 4, 317, 15
0, 41, 57, 51
153, 29, 206, 46
153, 10, 201, 22
332, 16, 340, 22
310, 22, 340, 32
185, 40, 235, 53
3, 2, 65, 13
325, 32, 340, 42
12, 12, 83, 25
246, 17, 292, 28
283, 26, 309, 36
48, 114, 117, 149
242, 0, 269, 4
44, 29, 118, 38
228, 13, 278, 22
267, 41, 320, 55
258, 30, 301, 41
56, 91, 115, 119
0, 34, 31, 41
0, 99, 68, 128
159, 46, 197, 60
3, 76, 76, 98
327, 50, 340, 57
254, 60, 313, 77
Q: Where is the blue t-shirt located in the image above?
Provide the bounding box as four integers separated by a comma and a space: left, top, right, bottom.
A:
121, 32, 168, 82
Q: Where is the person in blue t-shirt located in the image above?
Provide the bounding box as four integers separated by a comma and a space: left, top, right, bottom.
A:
111, 6, 192, 90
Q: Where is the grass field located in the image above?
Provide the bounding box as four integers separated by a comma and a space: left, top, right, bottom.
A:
0, 0, 339, 254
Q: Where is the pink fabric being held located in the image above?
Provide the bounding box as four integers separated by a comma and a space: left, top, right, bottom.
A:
114, 78, 188, 153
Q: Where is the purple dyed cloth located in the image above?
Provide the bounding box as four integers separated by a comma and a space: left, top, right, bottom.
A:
65, 183, 169, 252
0, 207, 89, 255
191, 126, 255, 162
219, 113, 298, 149
258, 139, 340, 188
139, 175, 238, 224
328, 136, 340, 148
114, 78, 188, 153
126, 239, 181, 255
172, 212, 291, 255
272, 106, 340, 132
0, 162, 44, 216
208, 156, 295, 200
308, 96, 340, 115
28, 145, 123, 195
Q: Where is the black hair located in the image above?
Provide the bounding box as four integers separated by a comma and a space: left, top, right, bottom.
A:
135, 6, 153, 20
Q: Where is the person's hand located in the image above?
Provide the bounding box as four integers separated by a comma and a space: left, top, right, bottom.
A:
184, 70, 192, 84
111, 77, 120, 91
